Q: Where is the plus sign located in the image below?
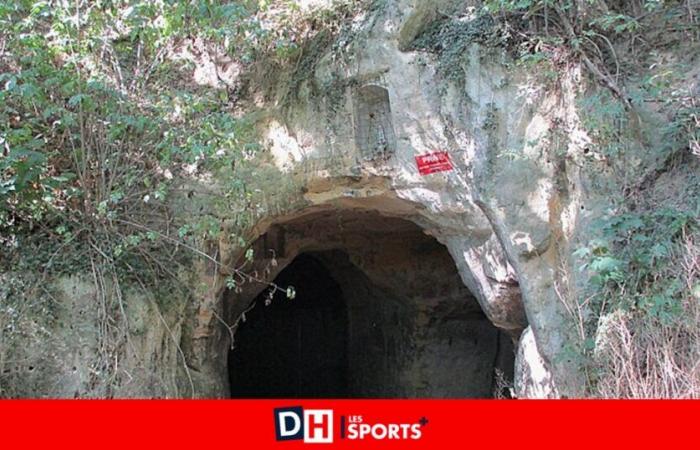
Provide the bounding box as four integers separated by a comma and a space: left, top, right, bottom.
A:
418, 417, 429, 427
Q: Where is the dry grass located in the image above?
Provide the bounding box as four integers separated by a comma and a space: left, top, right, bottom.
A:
594, 231, 700, 398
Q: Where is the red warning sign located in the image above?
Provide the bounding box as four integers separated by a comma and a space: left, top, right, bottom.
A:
415, 151, 453, 175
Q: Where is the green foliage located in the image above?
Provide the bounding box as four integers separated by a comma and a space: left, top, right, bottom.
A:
588, 13, 640, 34
275, 0, 375, 106
576, 208, 697, 322
479, 0, 697, 100
558, 1, 700, 392
0, 0, 296, 283
570, 205, 698, 394
407, 14, 503, 83
0, 2, 332, 395
578, 90, 629, 159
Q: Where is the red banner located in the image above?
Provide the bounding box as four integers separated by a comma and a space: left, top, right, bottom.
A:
415, 151, 453, 175
0, 400, 697, 449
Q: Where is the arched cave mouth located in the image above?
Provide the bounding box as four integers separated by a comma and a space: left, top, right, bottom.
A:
226, 208, 514, 398
229, 253, 349, 398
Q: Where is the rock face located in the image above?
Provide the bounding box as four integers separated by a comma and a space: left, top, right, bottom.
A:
514, 327, 560, 399
0, 275, 193, 398
3, 0, 609, 398
192, 0, 597, 398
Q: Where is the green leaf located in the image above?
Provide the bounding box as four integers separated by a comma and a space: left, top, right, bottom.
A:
650, 243, 668, 258
67, 93, 89, 107
591, 256, 623, 273
178, 225, 191, 239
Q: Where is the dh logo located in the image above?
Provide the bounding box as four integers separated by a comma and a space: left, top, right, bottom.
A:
274, 407, 333, 443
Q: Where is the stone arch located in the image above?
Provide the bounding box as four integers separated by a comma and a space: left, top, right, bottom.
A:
217, 192, 525, 398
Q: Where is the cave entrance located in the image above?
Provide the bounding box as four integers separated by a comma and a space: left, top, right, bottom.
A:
226, 208, 514, 398
229, 254, 349, 398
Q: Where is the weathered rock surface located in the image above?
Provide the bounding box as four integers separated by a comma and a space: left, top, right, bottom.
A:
514, 327, 560, 399
191, 0, 600, 397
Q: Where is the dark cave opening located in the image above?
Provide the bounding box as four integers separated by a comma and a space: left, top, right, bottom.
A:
229, 254, 349, 398
226, 210, 515, 399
